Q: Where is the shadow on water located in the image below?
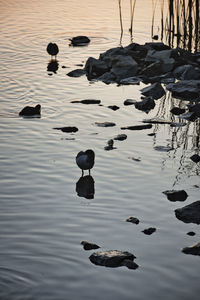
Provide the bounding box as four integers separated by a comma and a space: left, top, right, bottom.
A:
47, 59, 59, 74
76, 175, 95, 199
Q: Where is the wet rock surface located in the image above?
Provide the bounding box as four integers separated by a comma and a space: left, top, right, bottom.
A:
81, 241, 100, 250
175, 201, 200, 224
124, 99, 137, 106
89, 250, 138, 269
182, 242, 200, 256
187, 231, 196, 236
113, 134, 127, 141
142, 227, 156, 235
134, 97, 155, 113
67, 69, 86, 77
53, 126, 78, 133
107, 105, 120, 111
190, 154, 200, 163
163, 190, 188, 202
140, 82, 165, 100
126, 216, 140, 224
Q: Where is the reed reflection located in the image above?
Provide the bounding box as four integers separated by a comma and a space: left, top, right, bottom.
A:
76, 175, 95, 199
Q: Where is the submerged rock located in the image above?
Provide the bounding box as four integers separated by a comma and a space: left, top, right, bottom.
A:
71, 99, 101, 104
124, 99, 137, 106
175, 201, 200, 224
187, 231, 196, 236
121, 124, 152, 130
163, 190, 188, 202
140, 82, 165, 100
107, 105, 119, 111
154, 145, 174, 152
134, 97, 155, 113
67, 69, 86, 77
104, 139, 116, 151
81, 241, 100, 251
142, 227, 156, 235
114, 134, 127, 141
95, 122, 116, 127
126, 216, 140, 224
190, 154, 200, 163
89, 250, 138, 269
143, 117, 172, 124
53, 126, 78, 133
182, 242, 200, 256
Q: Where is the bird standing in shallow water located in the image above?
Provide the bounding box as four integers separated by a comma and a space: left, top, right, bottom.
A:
76, 149, 95, 176
46, 43, 59, 59
19, 104, 41, 117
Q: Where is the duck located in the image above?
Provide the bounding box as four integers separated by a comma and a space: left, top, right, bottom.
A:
46, 43, 59, 58
76, 149, 95, 176
19, 104, 41, 117
69, 36, 90, 46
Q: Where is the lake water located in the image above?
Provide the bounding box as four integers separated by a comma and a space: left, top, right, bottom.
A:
0, 0, 200, 299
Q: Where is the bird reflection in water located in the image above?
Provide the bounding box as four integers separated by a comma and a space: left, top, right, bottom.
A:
76, 175, 95, 199
47, 59, 59, 74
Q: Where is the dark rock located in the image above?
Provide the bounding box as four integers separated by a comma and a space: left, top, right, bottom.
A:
134, 97, 155, 112
142, 227, 156, 235
114, 134, 127, 141
166, 80, 200, 100
188, 103, 200, 117
67, 69, 86, 77
152, 35, 159, 40
104, 139, 116, 151
107, 105, 119, 111
119, 76, 140, 85
128, 156, 141, 162
154, 145, 174, 152
173, 65, 200, 80
89, 250, 137, 269
190, 154, 200, 163
143, 118, 172, 124
76, 175, 95, 199
85, 57, 109, 79
71, 99, 101, 104
95, 122, 116, 127
187, 231, 196, 236
179, 112, 197, 122
175, 201, 200, 224
126, 216, 139, 224
141, 61, 162, 77
19, 104, 41, 117
96, 72, 116, 84
124, 99, 137, 106
81, 241, 100, 250
140, 82, 165, 100
144, 42, 171, 51
148, 132, 156, 136
163, 190, 188, 202
170, 107, 186, 115
182, 242, 200, 255
69, 36, 90, 46
53, 126, 78, 133
121, 124, 152, 130
170, 122, 186, 128
110, 55, 138, 80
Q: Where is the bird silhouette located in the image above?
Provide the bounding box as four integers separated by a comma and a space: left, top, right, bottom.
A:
69, 36, 90, 46
76, 149, 95, 176
46, 43, 59, 59
19, 104, 41, 117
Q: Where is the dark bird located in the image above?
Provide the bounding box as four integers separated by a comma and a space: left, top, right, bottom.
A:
46, 43, 59, 58
76, 149, 95, 176
69, 36, 90, 46
19, 104, 41, 117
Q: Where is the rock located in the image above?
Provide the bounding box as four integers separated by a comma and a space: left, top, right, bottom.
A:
85, 57, 109, 79
128, 156, 141, 162
170, 122, 186, 128
107, 105, 119, 111
19, 104, 41, 117
154, 145, 173, 152
148, 133, 156, 136
142, 61, 162, 77
71, 99, 101, 104
114, 134, 127, 141
179, 112, 197, 122
81, 241, 100, 251
110, 55, 138, 80
119, 76, 141, 85
67, 69, 86, 77
96, 72, 116, 84
126, 216, 139, 224
143, 118, 172, 124
134, 97, 155, 112
166, 80, 200, 100
69, 36, 90, 46
76, 175, 95, 199
190, 154, 200, 163
121, 124, 152, 130
140, 82, 165, 100
173, 65, 200, 80
144, 42, 171, 51
95, 122, 116, 127
142, 227, 156, 235
188, 103, 200, 117
187, 231, 196, 236
121, 260, 139, 270
163, 190, 188, 202
145, 49, 175, 72
89, 250, 138, 269
152, 35, 159, 40
182, 242, 200, 256
170, 107, 186, 115
175, 201, 200, 224
53, 126, 78, 133
104, 139, 116, 151
124, 99, 137, 106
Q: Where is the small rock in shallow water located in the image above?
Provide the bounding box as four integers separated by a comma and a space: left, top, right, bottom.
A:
89, 250, 138, 269
187, 231, 196, 236
182, 242, 200, 256
126, 216, 140, 224
71, 99, 101, 104
170, 107, 186, 115
53, 126, 78, 133
81, 241, 100, 251
104, 139, 116, 151
154, 145, 174, 152
140, 82, 165, 100
121, 124, 152, 130
142, 227, 156, 235
67, 69, 86, 77
128, 156, 141, 162
107, 105, 120, 111
69, 36, 90, 46
95, 122, 116, 127
190, 154, 200, 163
163, 190, 188, 202
114, 134, 127, 141
175, 201, 200, 224
124, 99, 137, 106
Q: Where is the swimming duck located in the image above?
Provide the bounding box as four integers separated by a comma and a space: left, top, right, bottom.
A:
76, 149, 95, 176
46, 43, 59, 58
19, 104, 41, 117
69, 36, 90, 46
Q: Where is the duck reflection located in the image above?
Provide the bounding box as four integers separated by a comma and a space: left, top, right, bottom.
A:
76, 175, 95, 199
47, 59, 59, 73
